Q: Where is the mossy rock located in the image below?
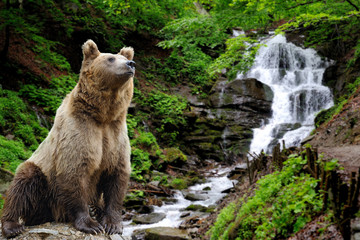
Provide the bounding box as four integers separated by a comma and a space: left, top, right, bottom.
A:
164, 148, 187, 166
170, 178, 188, 190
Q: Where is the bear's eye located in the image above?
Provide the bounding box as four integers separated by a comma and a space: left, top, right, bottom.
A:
108, 57, 115, 63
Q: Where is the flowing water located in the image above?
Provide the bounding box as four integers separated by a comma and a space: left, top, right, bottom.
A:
238, 34, 334, 154
122, 166, 238, 237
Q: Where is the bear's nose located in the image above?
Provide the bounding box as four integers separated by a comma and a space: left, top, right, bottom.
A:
126, 60, 136, 70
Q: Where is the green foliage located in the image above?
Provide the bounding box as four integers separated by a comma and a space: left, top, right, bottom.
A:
20, 74, 77, 114
159, 15, 227, 50
89, 0, 192, 35
209, 35, 261, 79
158, 15, 227, 86
130, 147, 152, 182
126, 114, 139, 139
130, 131, 164, 182
0, 136, 30, 173
209, 154, 323, 240
348, 40, 360, 68
346, 76, 360, 95
0, 88, 48, 150
209, 202, 237, 240
31, 35, 71, 72
0, 4, 73, 71
141, 55, 186, 85
142, 90, 188, 143
315, 76, 360, 128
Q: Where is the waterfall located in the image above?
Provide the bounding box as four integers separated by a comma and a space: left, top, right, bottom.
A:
238, 34, 334, 154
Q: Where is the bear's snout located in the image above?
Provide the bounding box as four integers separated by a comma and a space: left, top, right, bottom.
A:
126, 60, 136, 70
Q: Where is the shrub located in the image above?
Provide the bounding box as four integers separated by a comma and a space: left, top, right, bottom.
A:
0, 136, 30, 173
0, 88, 48, 149
20, 74, 77, 114
209, 154, 323, 240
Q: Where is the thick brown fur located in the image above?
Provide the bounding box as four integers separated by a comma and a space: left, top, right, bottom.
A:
1, 40, 135, 238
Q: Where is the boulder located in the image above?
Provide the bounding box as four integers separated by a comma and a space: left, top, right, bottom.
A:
209, 78, 273, 111
132, 213, 166, 224
176, 77, 273, 162
183, 193, 208, 201
143, 227, 190, 240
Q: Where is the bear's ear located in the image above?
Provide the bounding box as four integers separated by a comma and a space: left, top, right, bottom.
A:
82, 40, 100, 61
119, 47, 134, 60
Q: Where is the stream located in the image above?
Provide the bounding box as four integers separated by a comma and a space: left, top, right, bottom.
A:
122, 165, 239, 237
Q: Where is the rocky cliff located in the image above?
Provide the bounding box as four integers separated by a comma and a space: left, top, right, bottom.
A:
179, 77, 273, 162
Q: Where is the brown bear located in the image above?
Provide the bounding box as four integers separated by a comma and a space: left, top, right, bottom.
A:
1, 40, 135, 238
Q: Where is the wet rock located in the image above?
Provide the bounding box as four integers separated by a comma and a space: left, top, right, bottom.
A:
354, 233, 360, 240
132, 212, 166, 224
180, 212, 191, 218
184, 204, 207, 212
183, 193, 208, 201
227, 166, 247, 179
202, 186, 211, 191
160, 197, 177, 204
131, 229, 146, 240
209, 78, 273, 110
352, 218, 360, 231
137, 205, 154, 214
184, 204, 215, 213
179, 77, 273, 162
144, 227, 190, 240
221, 187, 234, 193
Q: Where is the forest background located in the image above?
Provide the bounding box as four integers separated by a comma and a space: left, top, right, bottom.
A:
1, 0, 360, 239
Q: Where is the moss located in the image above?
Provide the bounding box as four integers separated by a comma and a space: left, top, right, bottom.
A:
164, 147, 187, 166
170, 178, 188, 190
185, 204, 208, 211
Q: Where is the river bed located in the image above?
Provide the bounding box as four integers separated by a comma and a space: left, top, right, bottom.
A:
122, 164, 240, 237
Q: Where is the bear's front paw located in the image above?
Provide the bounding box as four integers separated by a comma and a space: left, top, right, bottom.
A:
74, 216, 104, 235
100, 215, 123, 235
1, 221, 25, 238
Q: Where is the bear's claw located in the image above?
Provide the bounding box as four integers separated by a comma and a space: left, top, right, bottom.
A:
74, 216, 104, 235
100, 216, 122, 235
1, 221, 25, 238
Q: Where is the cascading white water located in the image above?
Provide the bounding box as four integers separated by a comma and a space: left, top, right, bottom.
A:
122, 166, 236, 237
238, 34, 334, 154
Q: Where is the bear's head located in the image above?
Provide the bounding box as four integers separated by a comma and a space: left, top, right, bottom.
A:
80, 40, 135, 89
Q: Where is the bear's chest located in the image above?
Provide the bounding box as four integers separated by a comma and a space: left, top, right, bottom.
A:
99, 123, 130, 170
